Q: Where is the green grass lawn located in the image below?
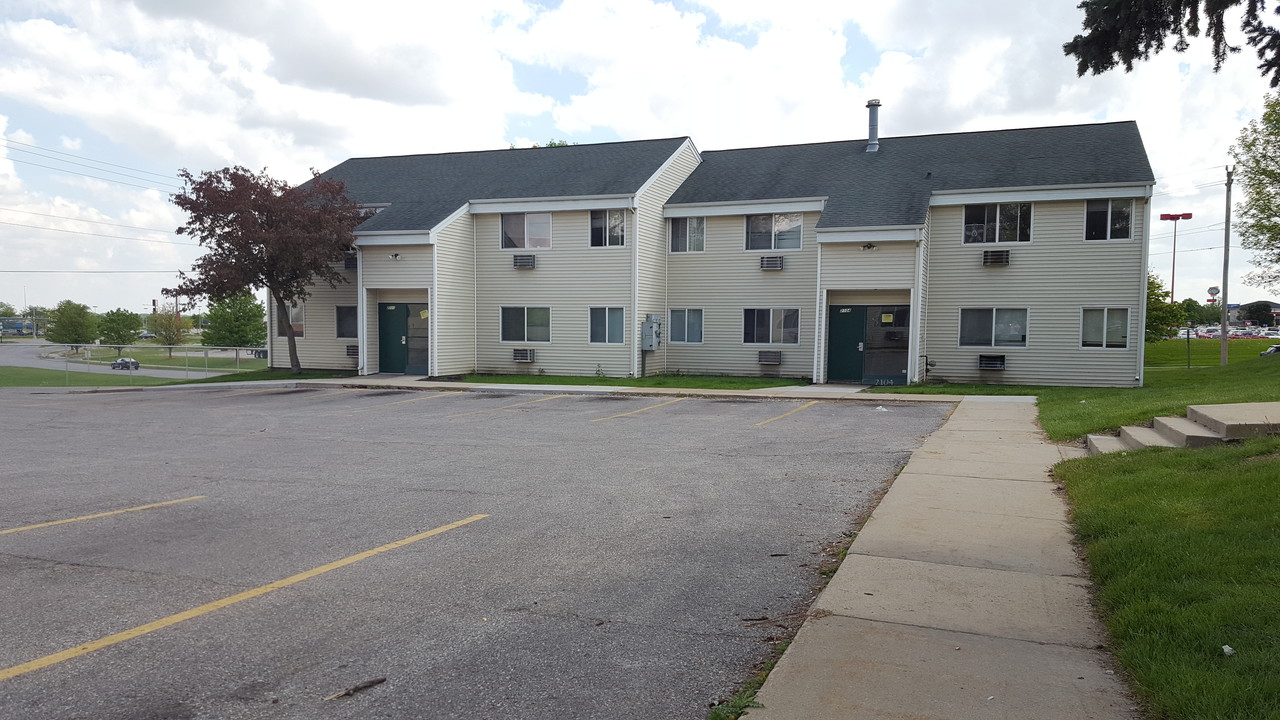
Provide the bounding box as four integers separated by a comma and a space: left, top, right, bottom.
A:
0, 366, 173, 387
1145, 337, 1276, 366
1057, 438, 1280, 720
64, 346, 268, 372
461, 373, 809, 390
882, 347, 1280, 441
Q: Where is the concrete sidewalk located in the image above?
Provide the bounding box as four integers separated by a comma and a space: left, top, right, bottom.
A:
744, 396, 1138, 719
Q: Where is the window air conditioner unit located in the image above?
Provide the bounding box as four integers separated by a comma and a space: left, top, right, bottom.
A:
513, 254, 536, 269
513, 348, 535, 363
978, 354, 1006, 370
760, 256, 784, 271
757, 350, 782, 365
982, 249, 1011, 266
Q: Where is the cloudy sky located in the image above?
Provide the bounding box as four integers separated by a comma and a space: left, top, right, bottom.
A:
0, 0, 1273, 317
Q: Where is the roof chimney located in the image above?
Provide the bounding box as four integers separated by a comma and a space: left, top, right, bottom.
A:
866, 99, 881, 153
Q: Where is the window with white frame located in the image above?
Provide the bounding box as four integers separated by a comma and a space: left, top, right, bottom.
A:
1081, 307, 1129, 348
959, 308, 1027, 347
589, 307, 624, 344
963, 203, 1031, 243
743, 308, 799, 344
501, 213, 552, 249
745, 213, 802, 250
1084, 199, 1132, 240
669, 308, 703, 343
336, 306, 357, 338
670, 217, 705, 252
500, 306, 551, 342
590, 210, 626, 247
277, 303, 304, 338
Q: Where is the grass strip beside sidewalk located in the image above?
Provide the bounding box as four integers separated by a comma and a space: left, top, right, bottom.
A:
1056, 439, 1280, 720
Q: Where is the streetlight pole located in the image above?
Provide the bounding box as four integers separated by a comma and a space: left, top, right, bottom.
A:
1159, 212, 1193, 304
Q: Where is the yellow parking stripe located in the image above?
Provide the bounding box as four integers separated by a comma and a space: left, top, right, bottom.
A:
0, 514, 489, 682
590, 397, 685, 422
0, 496, 206, 536
324, 390, 464, 415
755, 401, 819, 426
447, 394, 569, 418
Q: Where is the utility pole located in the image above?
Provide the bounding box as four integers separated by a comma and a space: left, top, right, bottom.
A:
1221, 166, 1234, 366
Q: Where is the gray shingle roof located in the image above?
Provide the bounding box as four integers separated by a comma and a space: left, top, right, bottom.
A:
666, 121, 1154, 229
315, 137, 689, 233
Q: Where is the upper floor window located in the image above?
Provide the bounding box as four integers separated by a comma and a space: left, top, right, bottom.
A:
502, 213, 552, 249
1085, 199, 1132, 240
590, 210, 626, 247
670, 217, 705, 252
746, 213, 802, 250
963, 203, 1031, 244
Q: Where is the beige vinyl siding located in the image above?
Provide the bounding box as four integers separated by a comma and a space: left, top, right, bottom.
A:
268, 263, 359, 370
666, 213, 818, 378
819, 242, 916, 289
635, 141, 700, 375
923, 199, 1146, 387
474, 211, 633, 377
362, 244, 432, 288
433, 213, 476, 376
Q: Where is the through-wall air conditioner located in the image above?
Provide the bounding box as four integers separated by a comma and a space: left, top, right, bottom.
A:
978, 354, 1006, 370
513, 348, 535, 363
760, 256, 784, 271
757, 350, 782, 365
513, 255, 536, 269
982, 249, 1011, 266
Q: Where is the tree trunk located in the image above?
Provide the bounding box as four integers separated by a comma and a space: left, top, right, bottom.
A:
273, 294, 302, 374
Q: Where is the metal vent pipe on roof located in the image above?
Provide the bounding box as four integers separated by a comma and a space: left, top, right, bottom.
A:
866, 99, 881, 153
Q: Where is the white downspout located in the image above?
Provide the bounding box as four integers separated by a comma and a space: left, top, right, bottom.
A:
430, 233, 439, 378
909, 230, 925, 383
813, 240, 824, 383
631, 200, 640, 378
356, 246, 367, 375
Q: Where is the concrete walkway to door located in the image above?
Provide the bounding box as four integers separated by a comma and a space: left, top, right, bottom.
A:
743, 396, 1139, 719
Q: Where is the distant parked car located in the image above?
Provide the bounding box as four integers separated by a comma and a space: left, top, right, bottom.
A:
110, 357, 140, 370
138, 331, 156, 339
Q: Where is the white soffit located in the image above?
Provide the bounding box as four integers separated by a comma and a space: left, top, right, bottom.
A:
665, 197, 827, 218
930, 183, 1154, 206
469, 194, 637, 214
354, 232, 433, 246
817, 226, 922, 243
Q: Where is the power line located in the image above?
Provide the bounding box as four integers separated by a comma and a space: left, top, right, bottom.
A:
3, 144, 183, 190
0, 220, 200, 246
1149, 244, 1244, 256
0, 207, 177, 234
3, 156, 178, 192
0, 269, 185, 274
0, 137, 178, 182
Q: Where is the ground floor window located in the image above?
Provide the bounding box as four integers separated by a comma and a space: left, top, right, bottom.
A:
959, 308, 1027, 347
743, 308, 799, 344
670, 308, 703, 343
501, 306, 551, 342
589, 307, 624, 344
1081, 307, 1128, 348
336, 306, 357, 338
277, 303, 304, 337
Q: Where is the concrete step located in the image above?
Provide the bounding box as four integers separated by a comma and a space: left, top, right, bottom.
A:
1153, 416, 1224, 448
1187, 402, 1280, 440
1085, 434, 1128, 455
1119, 425, 1179, 450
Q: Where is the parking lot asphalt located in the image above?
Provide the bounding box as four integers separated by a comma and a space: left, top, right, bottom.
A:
0, 386, 951, 720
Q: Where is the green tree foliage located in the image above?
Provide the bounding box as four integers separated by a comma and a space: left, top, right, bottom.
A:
151, 304, 190, 356
1065, 1, 1280, 87
1231, 92, 1280, 294
1179, 297, 1222, 325
1147, 274, 1187, 341
166, 166, 366, 373
0, 301, 15, 316
45, 300, 99, 346
1240, 300, 1277, 326
202, 291, 266, 348
98, 308, 142, 353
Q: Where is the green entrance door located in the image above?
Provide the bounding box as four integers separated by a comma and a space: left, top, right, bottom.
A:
827, 304, 910, 385
827, 305, 866, 382
378, 303, 430, 375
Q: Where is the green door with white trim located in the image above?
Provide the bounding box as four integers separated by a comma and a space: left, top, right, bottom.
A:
827, 304, 910, 385
827, 305, 866, 382
378, 303, 430, 375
